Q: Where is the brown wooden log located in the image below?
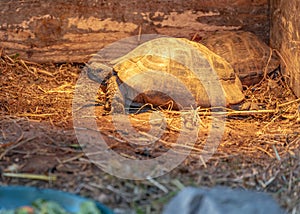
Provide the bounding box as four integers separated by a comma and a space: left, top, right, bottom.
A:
270, 0, 300, 98
0, 0, 269, 63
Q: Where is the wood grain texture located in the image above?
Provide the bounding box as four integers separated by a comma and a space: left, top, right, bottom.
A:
270, 0, 300, 98
0, 0, 269, 63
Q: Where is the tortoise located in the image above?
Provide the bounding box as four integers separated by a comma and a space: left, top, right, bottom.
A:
200, 31, 280, 86
87, 37, 245, 113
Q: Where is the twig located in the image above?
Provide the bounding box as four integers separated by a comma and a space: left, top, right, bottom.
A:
2, 172, 57, 181
0, 136, 34, 160
255, 146, 274, 158
20, 59, 37, 77
138, 25, 142, 42
16, 113, 55, 117
191, 32, 199, 41
199, 109, 276, 116
36, 68, 54, 77
170, 179, 186, 190
61, 153, 85, 164
278, 98, 300, 108
147, 176, 169, 193
272, 144, 281, 161
199, 155, 207, 168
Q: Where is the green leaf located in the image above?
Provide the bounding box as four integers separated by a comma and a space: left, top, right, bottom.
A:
78, 201, 102, 214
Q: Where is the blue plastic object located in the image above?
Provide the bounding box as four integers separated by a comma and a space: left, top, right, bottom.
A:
0, 185, 114, 214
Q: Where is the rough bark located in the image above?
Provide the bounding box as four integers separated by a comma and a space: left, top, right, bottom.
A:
270, 0, 300, 98
0, 0, 269, 63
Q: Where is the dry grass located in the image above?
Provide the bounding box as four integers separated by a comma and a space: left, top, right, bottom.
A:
0, 53, 299, 213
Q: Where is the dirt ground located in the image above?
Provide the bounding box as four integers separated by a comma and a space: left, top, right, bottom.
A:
0, 53, 299, 213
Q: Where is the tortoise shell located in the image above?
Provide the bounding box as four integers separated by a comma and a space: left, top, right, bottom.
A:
200, 31, 280, 86
108, 37, 244, 109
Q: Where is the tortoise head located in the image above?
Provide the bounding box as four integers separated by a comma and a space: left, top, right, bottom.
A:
86, 62, 113, 86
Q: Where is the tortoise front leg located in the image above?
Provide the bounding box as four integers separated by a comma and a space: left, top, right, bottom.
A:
106, 76, 125, 114
86, 62, 113, 87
